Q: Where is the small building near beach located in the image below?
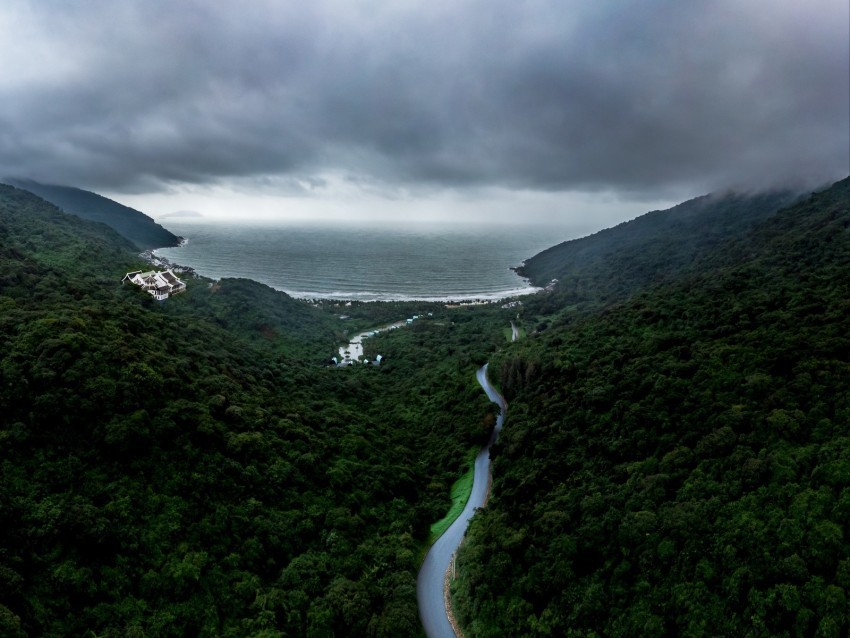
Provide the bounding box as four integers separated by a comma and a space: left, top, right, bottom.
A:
123, 269, 186, 300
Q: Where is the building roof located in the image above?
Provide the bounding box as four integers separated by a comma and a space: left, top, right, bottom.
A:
123, 268, 185, 297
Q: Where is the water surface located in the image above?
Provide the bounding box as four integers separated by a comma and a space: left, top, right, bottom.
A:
154, 219, 582, 301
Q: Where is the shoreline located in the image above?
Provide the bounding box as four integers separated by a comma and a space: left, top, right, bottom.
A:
149, 241, 544, 305
150, 222, 556, 304
153, 241, 544, 304
140, 247, 196, 278
281, 287, 542, 304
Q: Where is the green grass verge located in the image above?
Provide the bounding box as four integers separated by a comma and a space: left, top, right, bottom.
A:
425, 447, 478, 548
505, 323, 526, 342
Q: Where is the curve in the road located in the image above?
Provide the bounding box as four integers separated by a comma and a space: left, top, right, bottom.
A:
417, 363, 507, 638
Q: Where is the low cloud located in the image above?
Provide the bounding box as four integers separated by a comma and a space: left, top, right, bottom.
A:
0, 0, 847, 202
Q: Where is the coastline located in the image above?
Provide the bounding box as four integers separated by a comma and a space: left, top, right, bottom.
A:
153, 239, 544, 303
151, 219, 566, 304
140, 240, 196, 278
273, 285, 543, 304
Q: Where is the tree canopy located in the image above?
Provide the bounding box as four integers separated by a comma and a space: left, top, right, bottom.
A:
0, 184, 503, 637
451, 178, 850, 637
3, 176, 848, 637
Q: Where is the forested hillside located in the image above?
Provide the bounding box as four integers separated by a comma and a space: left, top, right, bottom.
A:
517, 189, 801, 316
5, 179, 180, 250
452, 178, 850, 636
6, 175, 846, 638
0, 184, 504, 637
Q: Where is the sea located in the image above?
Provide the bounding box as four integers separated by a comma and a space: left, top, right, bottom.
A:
153, 218, 587, 302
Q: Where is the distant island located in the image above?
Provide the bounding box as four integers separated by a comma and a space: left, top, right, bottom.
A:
159, 210, 204, 218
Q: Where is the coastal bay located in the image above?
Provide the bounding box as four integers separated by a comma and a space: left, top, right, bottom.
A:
153, 219, 585, 301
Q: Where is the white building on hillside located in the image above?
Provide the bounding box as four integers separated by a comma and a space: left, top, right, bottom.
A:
122, 269, 186, 300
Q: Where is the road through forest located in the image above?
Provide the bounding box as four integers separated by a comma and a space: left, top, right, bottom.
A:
417, 364, 507, 638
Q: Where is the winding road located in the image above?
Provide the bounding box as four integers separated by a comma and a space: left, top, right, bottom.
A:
417, 363, 507, 638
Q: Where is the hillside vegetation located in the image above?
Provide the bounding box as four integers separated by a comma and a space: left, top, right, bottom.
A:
5, 179, 180, 250
0, 184, 507, 637
518, 189, 801, 317
452, 178, 850, 637
5, 176, 848, 638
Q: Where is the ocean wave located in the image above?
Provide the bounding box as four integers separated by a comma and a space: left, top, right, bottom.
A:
273, 285, 542, 303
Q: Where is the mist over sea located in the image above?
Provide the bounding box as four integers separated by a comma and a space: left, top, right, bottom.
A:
153, 219, 586, 301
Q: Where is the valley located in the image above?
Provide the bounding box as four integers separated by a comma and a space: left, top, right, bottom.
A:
1, 178, 848, 637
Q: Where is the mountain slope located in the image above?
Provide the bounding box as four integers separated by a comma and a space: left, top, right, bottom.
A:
5, 178, 180, 250
451, 177, 850, 637
0, 184, 497, 637
518, 189, 801, 311
0, 184, 140, 279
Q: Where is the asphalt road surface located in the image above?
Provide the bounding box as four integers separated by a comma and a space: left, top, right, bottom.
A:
417, 364, 507, 638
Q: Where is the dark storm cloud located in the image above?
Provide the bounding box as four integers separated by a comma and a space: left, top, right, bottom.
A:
0, 0, 847, 197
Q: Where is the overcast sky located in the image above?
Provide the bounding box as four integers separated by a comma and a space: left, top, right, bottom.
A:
0, 0, 847, 224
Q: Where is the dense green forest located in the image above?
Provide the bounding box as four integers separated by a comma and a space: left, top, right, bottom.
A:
517, 189, 801, 319
4, 175, 848, 638
451, 178, 850, 637
5, 178, 181, 250
0, 184, 508, 637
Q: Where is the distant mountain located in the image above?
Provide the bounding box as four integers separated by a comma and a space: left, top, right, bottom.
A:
517, 189, 802, 309
4, 178, 181, 250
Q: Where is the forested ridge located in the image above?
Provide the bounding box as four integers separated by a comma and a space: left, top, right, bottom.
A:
0, 184, 506, 637
5, 178, 181, 250
452, 178, 850, 636
518, 189, 801, 318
